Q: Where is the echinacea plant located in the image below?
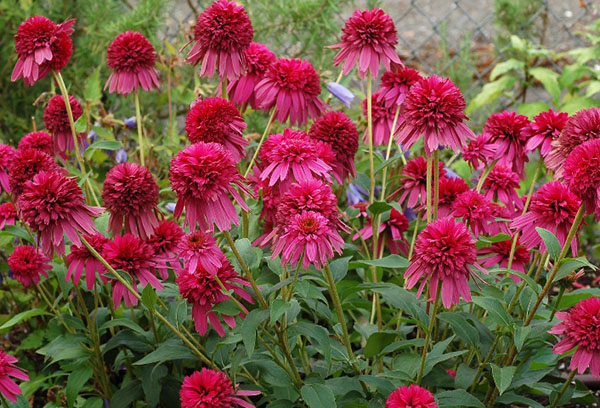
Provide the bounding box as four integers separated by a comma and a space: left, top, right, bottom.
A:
2, 3, 600, 408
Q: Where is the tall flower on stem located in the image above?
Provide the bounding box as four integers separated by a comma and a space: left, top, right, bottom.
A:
511, 181, 581, 255
0, 203, 17, 229
483, 111, 530, 177
0, 144, 15, 194
480, 165, 523, 213
228, 42, 276, 109
550, 297, 600, 377
386, 385, 437, 408
405, 218, 486, 309
8, 245, 51, 287
185, 97, 248, 162
395, 156, 446, 209
0, 348, 29, 403
103, 234, 163, 309
18, 171, 103, 257
105, 31, 160, 95
176, 256, 253, 336
380, 66, 423, 106
462, 133, 495, 171
43, 94, 84, 156
170, 142, 249, 232
179, 230, 225, 275
562, 139, 600, 215
479, 238, 530, 279
362, 91, 397, 145
255, 58, 327, 127
180, 368, 260, 408
11, 16, 75, 85
18, 131, 54, 156
183, 0, 253, 81
147, 220, 184, 276
8, 149, 63, 198
66, 234, 109, 290
328, 8, 401, 78
102, 162, 160, 239
524, 109, 568, 157
451, 190, 494, 238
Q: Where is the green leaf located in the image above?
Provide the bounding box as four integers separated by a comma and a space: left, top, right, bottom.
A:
496, 392, 544, 408
74, 115, 87, 133
234, 238, 262, 270
554, 257, 596, 283
490, 364, 517, 395
300, 383, 336, 408
510, 35, 526, 51
350, 255, 409, 270
0, 309, 49, 330
141, 365, 167, 408
141, 284, 158, 309
133, 340, 195, 365
270, 299, 291, 325
367, 201, 391, 216
99, 318, 146, 335
466, 75, 516, 115
0, 225, 34, 243
435, 389, 484, 408
438, 313, 479, 348
329, 256, 351, 282
84, 140, 123, 160
529, 67, 561, 104
585, 80, 600, 97
241, 309, 269, 358
110, 380, 143, 408
560, 96, 600, 115
289, 322, 332, 372
535, 227, 561, 260
514, 326, 530, 352
558, 288, 600, 309
84, 69, 102, 102
471, 297, 512, 327
493, 268, 541, 295
66, 365, 92, 408
517, 102, 550, 119
364, 332, 397, 358
490, 58, 524, 81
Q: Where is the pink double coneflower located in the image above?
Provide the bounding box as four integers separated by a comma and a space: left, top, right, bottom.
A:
405, 218, 486, 308
255, 58, 327, 127
11, 16, 75, 86
483, 111, 530, 177
18, 171, 103, 257
66, 234, 109, 290
563, 139, 600, 215
8, 245, 51, 287
546, 107, 600, 178
43, 94, 84, 156
179, 230, 225, 276
328, 8, 401, 78
185, 97, 248, 162
420, 176, 469, 219
0, 348, 29, 403
180, 368, 260, 408
362, 91, 397, 145
258, 129, 333, 193
170, 142, 249, 232
147, 220, 184, 276
386, 385, 437, 408
0, 145, 15, 194
105, 31, 160, 95
550, 297, 600, 377
228, 42, 276, 109
380, 66, 423, 106
354, 207, 409, 255
271, 211, 344, 270
479, 238, 530, 280
0, 203, 17, 229
176, 256, 253, 337
18, 131, 54, 156
308, 111, 359, 183
184, 0, 253, 81
511, 181, 581, 255
451, 190, 494, 238
480, 165, 523, 213
102, 163, 160, 239
396, 75, 475, 156
462, 133, 495, 171
103, 234, 162, 309
396, 156, 446, 209
8, 149, 63, 198
524, 109, 568, 157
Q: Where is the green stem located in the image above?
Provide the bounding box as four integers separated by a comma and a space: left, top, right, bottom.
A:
433, 149, 440, 220
426, 154, 433, 223
244, 108, 276, 178
134, 89, 145, 167
379, 105, 402, 201
416, 283, 441, 384
549, 286, 565, 321
367, 71, 375, 204
475, 159, 498, 193
0, 392, 11, 408
549, 370, 576, 408
221, 79, 228, 99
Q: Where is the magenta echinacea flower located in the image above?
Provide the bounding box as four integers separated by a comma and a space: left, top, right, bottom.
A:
66, 233, 109, 290
451, 190, 494, 238
228, 42, 276, 109
105, 31, 160, 95
176, 256, 253, 337
511, 181, 581, 255
255, 58, 327, 127
102, 163, 160, 239
483, 111, 530, 177
562, 139, 600, 215
405, 218, 486, 309
550, 297, 600, 377
0, 203, 17, 230
461, 133, 495, 171
43, 94, 84, 156
170, 142, 249, 232
396, 75, 475, 156
524, 109, 568, 157
18, 131, 54, 156
362, 91, 397, 145
179, 230, 225, 276
380, 66, 423, 106
308, 111, 359, 183
271, 210, 344, 271
0, 144, 15, 194
18, 171, 103, 257
180, 368, 260, 408
480, 165, 523, 213
11, 16, 75, 86
328, 8, 401, 78
386, 384, 437, 408
479, 238, 530, 281
0, 348, 29, 403
396, 156, 446, 209
8, 149, 63, 198
185, 97, 248, 162
147, 220, 184, 277
103, 234, 163, 309
184, 0, 253, 81
8, 245, 51, 287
